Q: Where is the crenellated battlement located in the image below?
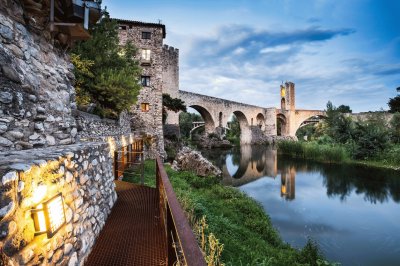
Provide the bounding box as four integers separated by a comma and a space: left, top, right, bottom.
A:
163, 44, 179, 58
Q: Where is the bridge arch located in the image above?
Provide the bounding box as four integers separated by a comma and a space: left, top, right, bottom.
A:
276, 113, 287, 136
256, 113, 265, 130
189, 105, 215, 133
295, 115, 327, 139
231, 111, 252, 144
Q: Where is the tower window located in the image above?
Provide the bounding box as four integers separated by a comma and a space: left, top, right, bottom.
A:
141, 103, 150, 112
142, 31, 151, 39
141, 49, 151, 62
141, 76, 150, 86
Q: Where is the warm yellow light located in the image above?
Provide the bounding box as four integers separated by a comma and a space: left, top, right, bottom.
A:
281, 185, 287, 194
46, 195, 65, 234
32, 193, 66, 238
121, 136, 127, 147
281, 87, 286, 98
32, 185, 47, 205
34, 204, 47, 232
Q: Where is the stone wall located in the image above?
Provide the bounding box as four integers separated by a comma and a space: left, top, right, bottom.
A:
74, 110, 131, 139
0, 140, 118, 265
0, 2, 77, 152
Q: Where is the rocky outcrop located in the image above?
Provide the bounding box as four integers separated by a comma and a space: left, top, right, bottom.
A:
250, 126, 297, 145
172, 147, 222, 177
197, 135, 233, 149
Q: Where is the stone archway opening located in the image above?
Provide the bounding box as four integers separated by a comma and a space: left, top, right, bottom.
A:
189, 105, 215, 133
226, 111, 251, 144
256, 113, 265, 130
178, 106, 215, 139
277, 113, 287, 136
295, 115, 327, 140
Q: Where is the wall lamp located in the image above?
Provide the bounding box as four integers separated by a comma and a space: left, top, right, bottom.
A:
31, 193, 66, 238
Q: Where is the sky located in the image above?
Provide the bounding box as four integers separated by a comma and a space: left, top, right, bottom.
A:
103, 0, 400, 112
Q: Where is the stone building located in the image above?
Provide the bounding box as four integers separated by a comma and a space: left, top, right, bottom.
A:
116, 19, 180, 157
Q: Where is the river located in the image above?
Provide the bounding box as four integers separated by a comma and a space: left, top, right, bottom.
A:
201, 145, 400, 266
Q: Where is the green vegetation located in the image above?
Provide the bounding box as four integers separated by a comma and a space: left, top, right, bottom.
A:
162, 93, 187, 124
291, 101, 400, 169
179, 112, 204, 139
388, 95, 400, 113
226, 115, 240, 145
71, 12, 142, 118
278, 141, 348, 163
124, 161, 335, 266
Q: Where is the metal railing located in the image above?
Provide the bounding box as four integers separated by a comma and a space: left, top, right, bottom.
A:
114, 139, 144, 183
156, 156, 206, 266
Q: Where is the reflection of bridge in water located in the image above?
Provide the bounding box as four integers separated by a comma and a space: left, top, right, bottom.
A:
218, 146, 296, 200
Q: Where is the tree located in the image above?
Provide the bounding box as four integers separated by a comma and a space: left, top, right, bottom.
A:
71, 12, 141, 118
226, 115, 241, 145
351, 120, 389, 159
388, 95, 400, 113
162, 93, 187, 124
337, 105, 352, 113
324, 101, 353, 144
390, 113, 400, 143
179, 112, 203, 139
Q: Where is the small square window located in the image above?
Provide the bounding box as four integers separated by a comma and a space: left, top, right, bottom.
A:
141, 76, 150, 86
141, 49, 151, 61
141, 103, 150, 112
142, 31, 151, 39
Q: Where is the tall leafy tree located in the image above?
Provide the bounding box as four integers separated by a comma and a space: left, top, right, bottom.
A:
337, 105, 352, 113
388, 95, 400, 113
71, 11, 141, 118
324, 101, 353, 144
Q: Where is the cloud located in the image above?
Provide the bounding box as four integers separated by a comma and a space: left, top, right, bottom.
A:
186, 24, 355, 65
177, 23, 398, 112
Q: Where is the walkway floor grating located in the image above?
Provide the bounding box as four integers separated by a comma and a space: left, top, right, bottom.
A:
85, 181, 167, 266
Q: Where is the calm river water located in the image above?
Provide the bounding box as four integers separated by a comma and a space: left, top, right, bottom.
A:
201, 145, 400, 266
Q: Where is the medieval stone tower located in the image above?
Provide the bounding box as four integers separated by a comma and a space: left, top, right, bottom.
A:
116, 19, 180, 157
277, 82, 296, 136
280, 81, 295, 111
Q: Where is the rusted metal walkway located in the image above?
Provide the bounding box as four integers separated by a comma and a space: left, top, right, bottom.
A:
85, 181, 167, 266
85, 155, 206, 266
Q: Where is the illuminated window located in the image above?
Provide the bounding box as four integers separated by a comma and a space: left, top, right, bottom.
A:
141, 49, 151, 61
141, 76, 150, 86
141, 103, 150, 112
142, 31, 151, 39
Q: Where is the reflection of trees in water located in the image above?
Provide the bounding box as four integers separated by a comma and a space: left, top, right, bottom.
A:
278, 155, 400, 204
200, 148, 231, 168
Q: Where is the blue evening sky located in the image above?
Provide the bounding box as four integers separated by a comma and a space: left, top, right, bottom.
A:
103, 0, 400, 112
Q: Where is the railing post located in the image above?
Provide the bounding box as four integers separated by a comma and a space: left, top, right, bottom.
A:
114, 150, 118, 180
140, 151, 144, 185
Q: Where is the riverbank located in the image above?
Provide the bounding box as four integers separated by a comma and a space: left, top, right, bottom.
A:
277, 140, 400, 171
124, 160, 333, 265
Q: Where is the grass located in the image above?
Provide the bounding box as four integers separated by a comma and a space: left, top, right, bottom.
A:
277, 140, 349, 163
278, 140, 400, 170
124, 160, 335, 266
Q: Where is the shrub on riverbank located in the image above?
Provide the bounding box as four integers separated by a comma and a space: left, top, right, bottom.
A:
278, 140, 349, 163
125, 161, 333, 265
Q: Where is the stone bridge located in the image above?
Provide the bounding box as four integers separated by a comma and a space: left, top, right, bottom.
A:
178, 90, 276, 143
165, 82, 327, 143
